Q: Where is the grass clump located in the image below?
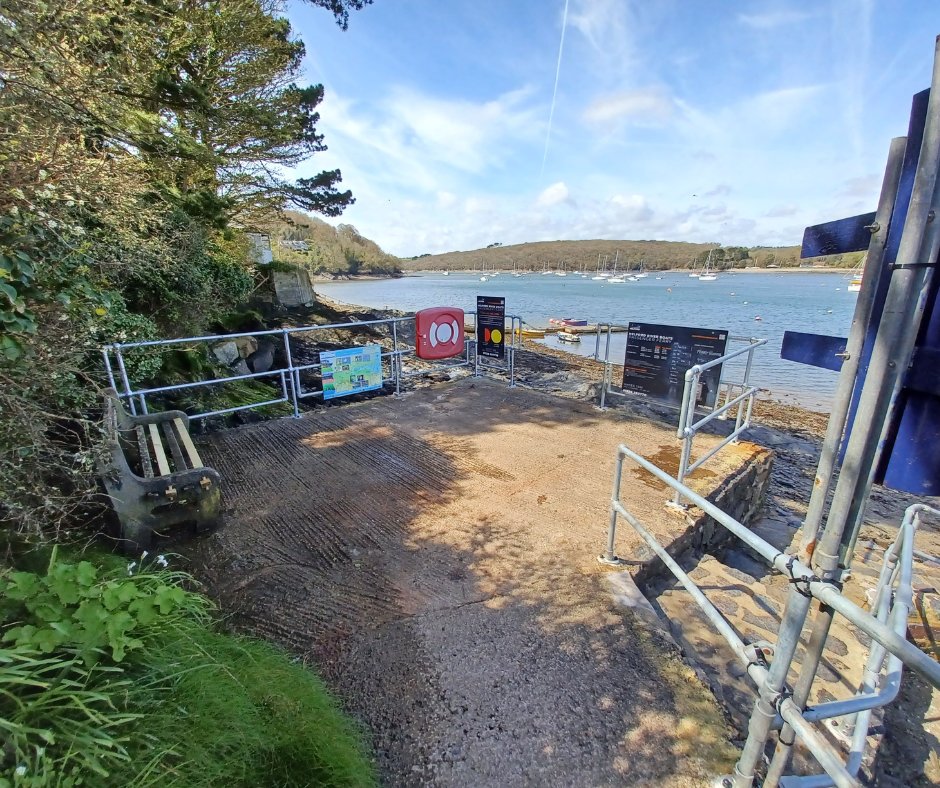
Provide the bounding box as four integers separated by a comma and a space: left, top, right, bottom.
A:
0, 549, 374, 787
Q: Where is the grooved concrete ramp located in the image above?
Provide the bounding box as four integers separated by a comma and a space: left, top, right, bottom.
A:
188, 378, 766, 786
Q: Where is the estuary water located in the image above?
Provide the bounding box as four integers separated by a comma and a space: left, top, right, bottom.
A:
316, 271, 858, 412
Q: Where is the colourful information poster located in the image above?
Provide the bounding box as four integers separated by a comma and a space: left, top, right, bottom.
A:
476, 296, 506, 359
320, 344, 384, 400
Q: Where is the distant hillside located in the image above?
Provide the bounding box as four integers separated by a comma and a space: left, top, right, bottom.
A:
255, 211, 402, 276
402, 239, 862, 272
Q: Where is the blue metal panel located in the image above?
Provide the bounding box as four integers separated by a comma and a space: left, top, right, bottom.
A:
840, 88, 931, 493
876, 260, 940, 494
801, 212, 877, 258
781, 331, 848, 372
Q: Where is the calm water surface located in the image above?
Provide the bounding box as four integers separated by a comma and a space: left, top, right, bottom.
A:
316, 271, 857, 412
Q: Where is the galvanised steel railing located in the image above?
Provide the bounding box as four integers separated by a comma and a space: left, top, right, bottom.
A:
671, 338, 767, 508
102, 312, 524, 421
599, 444, 940, 788
593, 323, 766, 502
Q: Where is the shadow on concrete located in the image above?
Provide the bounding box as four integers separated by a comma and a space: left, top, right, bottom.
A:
181, 377, 740, 786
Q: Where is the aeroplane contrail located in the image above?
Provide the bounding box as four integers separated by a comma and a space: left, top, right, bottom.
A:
540, 0, 570, 179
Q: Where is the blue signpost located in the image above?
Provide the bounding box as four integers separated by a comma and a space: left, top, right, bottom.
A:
786, 87, 939, 495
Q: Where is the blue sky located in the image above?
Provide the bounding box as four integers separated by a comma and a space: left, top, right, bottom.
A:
287, 0, 939, 257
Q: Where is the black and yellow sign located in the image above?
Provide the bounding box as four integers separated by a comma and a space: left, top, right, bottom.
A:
476, 296, 506, 360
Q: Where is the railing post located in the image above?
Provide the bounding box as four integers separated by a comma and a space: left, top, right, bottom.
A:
733, 588, 815, 788
392, 321, 402, 396
281, 329, 300, 418
670, 368, 698, 508
113, 344, 137, 415
508, 316, 518, 387
598, 451, 625, 565
102, 348, 118, 391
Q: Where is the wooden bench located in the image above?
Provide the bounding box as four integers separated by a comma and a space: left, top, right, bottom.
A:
99, 389, 221, 553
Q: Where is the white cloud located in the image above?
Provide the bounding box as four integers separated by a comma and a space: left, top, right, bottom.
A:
437, 191, 457, 208
763, 205, 799, 218
584, 89, 675, 125
738, 10, 817, 29
569, 0, 637, 67
313, 85, 542, 194
703, 184, 732, 198
537, 181, 571, 207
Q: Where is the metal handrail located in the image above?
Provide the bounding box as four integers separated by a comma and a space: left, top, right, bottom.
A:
671, 337, 767, 507
102, 311, 525, 421
599, 444, 940, 787
591, 324, 765, 498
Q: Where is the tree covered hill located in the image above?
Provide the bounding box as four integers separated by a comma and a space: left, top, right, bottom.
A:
258, 210, 401, 275
402, 239, 863, 272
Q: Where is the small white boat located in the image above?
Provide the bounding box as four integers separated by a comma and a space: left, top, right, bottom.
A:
699, 273, 718, 281
608, 276, 626, 283
847, 277, 861, 292
442, 271, 449, 276
557, 331, 581, 343
480, 276, 488, 281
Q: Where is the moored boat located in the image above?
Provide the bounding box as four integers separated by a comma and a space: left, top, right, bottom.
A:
557, 331, 581, 343
515, 327, 546, 339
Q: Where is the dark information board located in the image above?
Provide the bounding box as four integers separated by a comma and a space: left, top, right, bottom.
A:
477, 296, 506, 360
621, 322, 728, 407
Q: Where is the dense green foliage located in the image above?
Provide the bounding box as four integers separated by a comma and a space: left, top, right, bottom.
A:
268, 211, 401, 275
0, 0, 368, 534
0, 550, 375, 786
401, 239, 865, 272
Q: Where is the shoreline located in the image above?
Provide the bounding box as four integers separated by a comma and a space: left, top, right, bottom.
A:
398, 267, 856, 276
314, 292, 832, 436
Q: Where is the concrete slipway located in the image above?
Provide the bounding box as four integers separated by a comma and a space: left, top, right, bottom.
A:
186, 377, 771, 787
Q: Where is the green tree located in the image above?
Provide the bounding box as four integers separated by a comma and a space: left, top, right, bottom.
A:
129, 0, 355, 226
0, 0, 371, 534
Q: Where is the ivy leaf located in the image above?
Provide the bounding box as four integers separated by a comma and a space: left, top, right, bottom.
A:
154, 585, 186, 614
106, 611, 135, 661
5, 571, 40, 600
73, 599, 108, 649
29, 599, 65, 623
48, 564, 81, 604
128, 596, 157, 626
76, 561, 98, 587
2, 624, 37, 645
34, 627, 63, 653
102, 581, 139, 610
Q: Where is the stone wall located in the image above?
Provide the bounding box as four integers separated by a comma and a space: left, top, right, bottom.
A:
273, 267, 314, 307
633, 443, 774, 587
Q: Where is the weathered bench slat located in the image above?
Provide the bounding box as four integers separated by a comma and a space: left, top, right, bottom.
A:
135, 425, 155, 478
99, 388, 221, 554
148, 423, 171, 477
161, 420, 186, 471
174, 417, 204, 468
